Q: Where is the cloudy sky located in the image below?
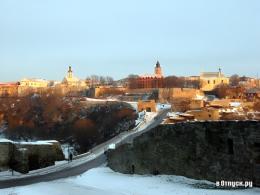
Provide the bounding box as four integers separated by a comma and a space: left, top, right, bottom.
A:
0, 0, 259, 81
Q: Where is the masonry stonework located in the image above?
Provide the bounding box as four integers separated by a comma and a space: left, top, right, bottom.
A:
107, 121, 260, 186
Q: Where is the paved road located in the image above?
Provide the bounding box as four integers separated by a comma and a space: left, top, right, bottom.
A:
119, 109, 169, 145
0, 154, 106, 189
0, 109, 170, 189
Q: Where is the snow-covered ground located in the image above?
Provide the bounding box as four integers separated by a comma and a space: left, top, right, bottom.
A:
157, 103, 172, 111
125, 101, 138, 111
61, 144, 76, 159
0, 139, 59, 145
127, 101, 171, 112
1, 166, 259, 195
85, 97, 117, 102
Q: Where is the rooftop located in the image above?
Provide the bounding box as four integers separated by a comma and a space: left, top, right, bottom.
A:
200, 72, 224, 78
139, 74, 163, 79
20, 78, 49, 82
0, 82, 19, 86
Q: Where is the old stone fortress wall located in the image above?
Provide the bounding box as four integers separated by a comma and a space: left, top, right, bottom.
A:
107, 121, 260, 187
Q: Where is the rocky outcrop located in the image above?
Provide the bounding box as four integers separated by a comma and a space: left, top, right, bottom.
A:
0, 140, 65, 173
107, 121, 260, 186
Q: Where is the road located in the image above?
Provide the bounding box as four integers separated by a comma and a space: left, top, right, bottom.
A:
0, 108, 170, 189
0, 154, 106, 189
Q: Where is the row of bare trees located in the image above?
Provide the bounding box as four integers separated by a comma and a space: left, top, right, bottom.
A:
86, 75, 114, 86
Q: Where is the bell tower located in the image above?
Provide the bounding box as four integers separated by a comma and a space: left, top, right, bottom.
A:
155, 61, 162, 76
67, 66, 73, 79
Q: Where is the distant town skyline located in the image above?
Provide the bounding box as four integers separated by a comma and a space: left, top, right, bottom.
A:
0, 0, 259, 82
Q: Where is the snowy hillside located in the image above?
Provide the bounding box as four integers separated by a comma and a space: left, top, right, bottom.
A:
1, 166, 259, 195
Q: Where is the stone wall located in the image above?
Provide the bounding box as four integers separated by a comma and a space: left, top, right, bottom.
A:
159, 88, 202, 101
0, 140, 65, 173
126, 88, 158, 94
94, 87, 126, 97
16, 143, 60, 172
158, 88, 204, 112
107, 121, 260, 186
0, 141, 13, 171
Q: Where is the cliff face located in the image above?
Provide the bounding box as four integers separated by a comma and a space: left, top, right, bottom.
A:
107, 121, 260, 186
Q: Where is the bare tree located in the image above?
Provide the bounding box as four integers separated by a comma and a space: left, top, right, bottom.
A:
229, 74, 240, 86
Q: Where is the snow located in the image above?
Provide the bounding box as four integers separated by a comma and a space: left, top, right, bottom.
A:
1, 166, 259, 195
230, 102, 241, 107
85, 97, 117, 102
144, 112, 157, 121
0, 139, 57, 145
0, 170, 22, 177
125, 101, 137, 111
0, 106, 169, 192
108, 143, 116, 150
195, 94, 205, 100
61, 144, 76, 159
19, 140, 55, 145
0, 138, 13, 143
167, 112, 181, 117
0, 106, 258, 194
157, 103, 172, 111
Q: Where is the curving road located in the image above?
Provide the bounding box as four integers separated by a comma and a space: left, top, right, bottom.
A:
0, 109, 170, 189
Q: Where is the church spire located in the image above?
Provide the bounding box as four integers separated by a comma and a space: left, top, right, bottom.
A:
218, 67, 222, 77
154, 61, 162, 76
156, 61, 160, 68
68, 65, 73, 78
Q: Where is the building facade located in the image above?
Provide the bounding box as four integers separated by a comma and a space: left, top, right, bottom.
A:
186, 108, 220, 121
129, 61, 164, 89
200, 68, 229, 91
137, 100, 157, 112
53, 66, 88, 96
19, 78, 49, 88
18, 78, 50, 96
0, 82, 19, 97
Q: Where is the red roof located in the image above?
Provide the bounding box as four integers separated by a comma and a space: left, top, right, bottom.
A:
0, 82, 19, 86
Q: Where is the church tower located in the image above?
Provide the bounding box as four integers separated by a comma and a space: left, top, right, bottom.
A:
154, 61, 162, 76
218, 67, 222, 77
67, 66, 73, 79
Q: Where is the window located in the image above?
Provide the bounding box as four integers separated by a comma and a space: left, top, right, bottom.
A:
208, 80, 210, 84
213, 80, 216, 84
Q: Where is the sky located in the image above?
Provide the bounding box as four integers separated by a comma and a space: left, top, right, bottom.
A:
0, 0, 259, 82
